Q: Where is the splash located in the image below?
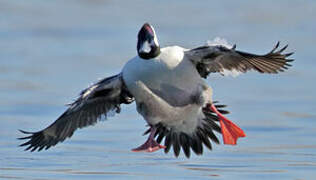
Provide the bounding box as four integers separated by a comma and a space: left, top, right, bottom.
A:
206, 37, 233, 49
207, 37, 241, 77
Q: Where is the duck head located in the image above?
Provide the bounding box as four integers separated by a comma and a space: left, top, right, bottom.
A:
137, 23, 160, 60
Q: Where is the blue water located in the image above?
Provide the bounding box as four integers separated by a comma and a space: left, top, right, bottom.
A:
1, 0, 316, 179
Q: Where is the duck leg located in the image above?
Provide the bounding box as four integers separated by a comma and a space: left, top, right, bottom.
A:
132, 126, 166, 152
208, 103, 246, 145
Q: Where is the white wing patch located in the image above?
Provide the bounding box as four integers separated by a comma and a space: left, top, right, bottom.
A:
82, 85, 97, 98
206, 37, 233, 49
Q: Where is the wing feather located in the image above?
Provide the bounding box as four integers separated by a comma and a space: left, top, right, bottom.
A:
19, 73, 134, 152
186, 42, 294, 78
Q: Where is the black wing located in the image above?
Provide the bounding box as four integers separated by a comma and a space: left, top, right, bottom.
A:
186, 42, 294, 78
19, 73, 134, 152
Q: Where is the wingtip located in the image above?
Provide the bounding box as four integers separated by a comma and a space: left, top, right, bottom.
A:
270, 41, 280, 53
232, 44, 236, 50
277, 44, 289, 53
19, 129, 33, 134
275, 41, 280, 48
285, 52, 294, 57
18, 129, 34, 141
17, 136, 32, 140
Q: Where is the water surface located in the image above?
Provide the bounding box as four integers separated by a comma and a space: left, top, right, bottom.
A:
1, 0, 316, 179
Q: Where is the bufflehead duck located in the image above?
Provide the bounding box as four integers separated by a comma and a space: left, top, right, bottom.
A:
19, 23, 293, 158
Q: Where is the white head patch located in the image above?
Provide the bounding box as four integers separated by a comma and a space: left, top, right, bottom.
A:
139, 40, 151, 53
150, 25, 159, 47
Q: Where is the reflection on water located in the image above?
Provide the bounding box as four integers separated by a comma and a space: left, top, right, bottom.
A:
1, 0, 316, 179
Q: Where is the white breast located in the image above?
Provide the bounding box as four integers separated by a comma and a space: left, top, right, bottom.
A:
122, 46, 202, 99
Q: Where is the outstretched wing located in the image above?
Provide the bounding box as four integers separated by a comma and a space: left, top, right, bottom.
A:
185, 42, 294, 78
19, 73, 134, 152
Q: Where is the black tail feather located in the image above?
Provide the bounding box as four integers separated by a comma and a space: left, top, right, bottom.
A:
144, 101, 228, 158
